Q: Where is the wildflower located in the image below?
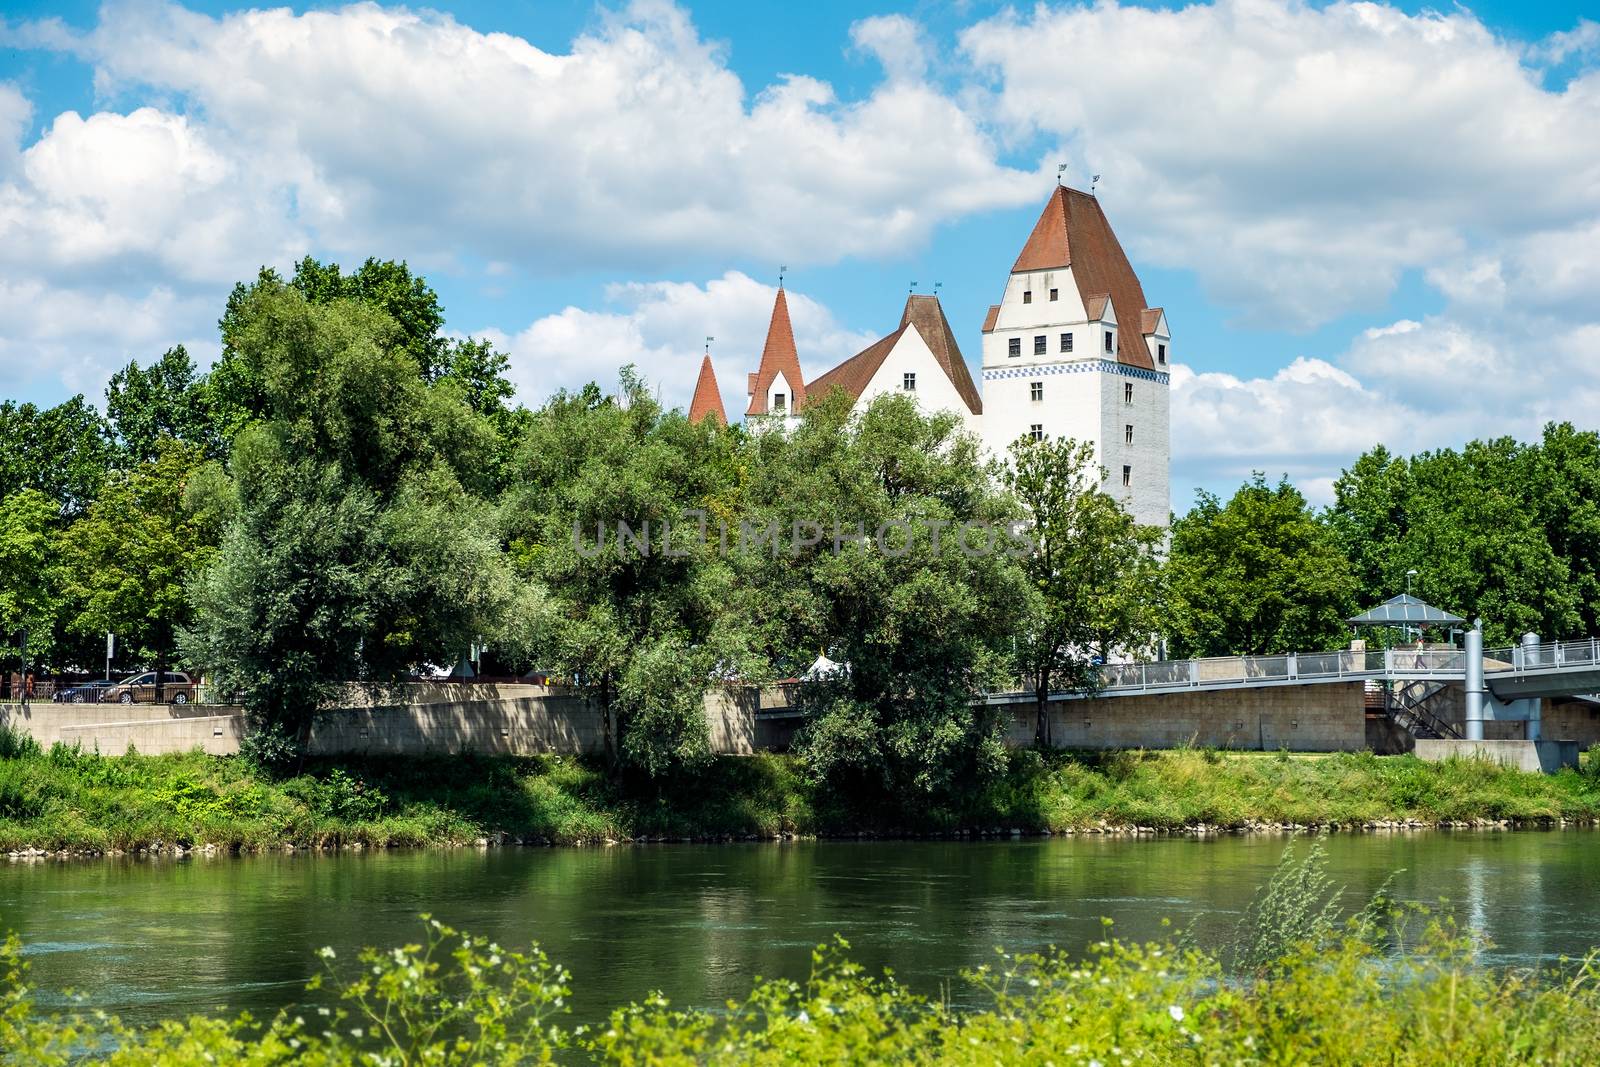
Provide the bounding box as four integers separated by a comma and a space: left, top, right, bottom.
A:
1168, 1004, 1185, 1023
317, 947, 336, 960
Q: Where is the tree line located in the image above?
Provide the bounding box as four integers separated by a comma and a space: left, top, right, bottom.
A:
4, 256, 1598, 796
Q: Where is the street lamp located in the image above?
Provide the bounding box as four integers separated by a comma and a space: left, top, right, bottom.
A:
1405, 569, 1419, 644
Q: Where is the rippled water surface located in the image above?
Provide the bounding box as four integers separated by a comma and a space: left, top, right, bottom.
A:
4, 831, 1599, 1027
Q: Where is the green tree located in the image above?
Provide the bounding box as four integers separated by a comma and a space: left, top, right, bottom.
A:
184, 284, 510, 754
0, 397, 115, 515
105, 345, 225, 463
498, 370, 753, 777
208, 256, 455, 443
0, 490, 63, 671
1004, 435, 1164, 746
1166, 475, 1356, 657
749, 392, 1029, 798
1329, 437, 1581, 645
58, 440, 221, 683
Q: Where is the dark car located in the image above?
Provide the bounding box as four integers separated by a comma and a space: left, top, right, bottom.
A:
101, 671, 198, 705
53, 679, 115, 704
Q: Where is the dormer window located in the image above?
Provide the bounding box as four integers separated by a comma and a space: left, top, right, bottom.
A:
1104, 330, 1114, 353
773, 393, 786, 412
1158, 343, 1167, 364
1008, 337, 1021, 358
1023, 291, 1033, 304
903, 372, 916, 392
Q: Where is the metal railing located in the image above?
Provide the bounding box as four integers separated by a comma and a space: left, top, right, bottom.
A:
994, 638, 1600, 701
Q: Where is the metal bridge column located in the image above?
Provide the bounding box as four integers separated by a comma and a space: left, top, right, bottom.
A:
1524, 632, 1542, 742
1464, 621, 1485, 742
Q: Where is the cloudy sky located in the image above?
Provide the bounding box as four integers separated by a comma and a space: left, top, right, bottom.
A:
2, 0, 1598, 507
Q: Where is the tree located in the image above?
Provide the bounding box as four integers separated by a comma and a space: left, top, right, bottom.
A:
209, 257, 454, 443
497, 370, 753, 777
58, 440, 221, 682
747, 392, 1030, 798
105, 345, 225, 463
1166, 475, 1356, 657
0, 490, 64, 671
0, 397, 115, 515
1328, 437, 1581, 645
184, 284, 510, 755
1004, 435, 1164, 746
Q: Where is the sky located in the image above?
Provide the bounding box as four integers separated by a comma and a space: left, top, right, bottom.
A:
2, 0, 1599, 509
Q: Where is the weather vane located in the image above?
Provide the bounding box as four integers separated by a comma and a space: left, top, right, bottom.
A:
909, 280, 918, 294
933, 281, 943, 294
705, 335, 714, 355
1057, 162, 1067, 186
779, 265, 787, 287
1091, 174, 1102, 195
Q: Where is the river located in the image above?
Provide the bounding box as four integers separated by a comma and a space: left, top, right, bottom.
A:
4, 831, 1599, 1028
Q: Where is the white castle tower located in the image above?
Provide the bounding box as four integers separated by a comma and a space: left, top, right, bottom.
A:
979, 187, 1171, 528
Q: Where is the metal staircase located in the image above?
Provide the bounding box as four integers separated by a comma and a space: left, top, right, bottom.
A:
1385, 680, 1461, 739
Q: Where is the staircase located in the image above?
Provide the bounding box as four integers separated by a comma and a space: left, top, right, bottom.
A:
1385, 680, 1461, 739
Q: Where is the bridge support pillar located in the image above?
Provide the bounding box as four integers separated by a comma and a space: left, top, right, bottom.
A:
1465, 622, 1485, 741
1523, 632, 1542, 741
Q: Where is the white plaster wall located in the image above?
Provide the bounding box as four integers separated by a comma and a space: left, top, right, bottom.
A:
858, 328, 980, 436
1098, 366, 1170, 527
981, 358, 1105, 461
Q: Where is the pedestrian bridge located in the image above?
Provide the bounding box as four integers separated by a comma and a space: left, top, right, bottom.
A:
996, 639, 1600, 703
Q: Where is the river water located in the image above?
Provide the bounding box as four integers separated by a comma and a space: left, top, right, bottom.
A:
4, 831, 1599, 1028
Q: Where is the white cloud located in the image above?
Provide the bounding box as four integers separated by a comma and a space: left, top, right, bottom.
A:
49, 0, 1034, 273
484, 270, 875, 410
962, 0, 1600, 330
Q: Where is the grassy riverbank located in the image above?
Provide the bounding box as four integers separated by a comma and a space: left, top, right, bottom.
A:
7, 729, 1600, 854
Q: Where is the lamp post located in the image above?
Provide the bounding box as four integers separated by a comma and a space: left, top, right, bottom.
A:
1405, 569, 1419, 645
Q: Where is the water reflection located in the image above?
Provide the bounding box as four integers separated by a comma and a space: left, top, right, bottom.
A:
4, 831, 1600, 1028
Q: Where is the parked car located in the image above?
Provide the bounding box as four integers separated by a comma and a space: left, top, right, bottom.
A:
53, 679, 115, 704
101, 671, 197, 705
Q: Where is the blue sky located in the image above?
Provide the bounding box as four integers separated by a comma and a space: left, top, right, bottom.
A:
3, 0, 1599, 508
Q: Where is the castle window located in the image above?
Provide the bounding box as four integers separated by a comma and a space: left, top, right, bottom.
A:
1008, 337, 1021, 358
1049, 288, 1059, 302
773, 393, 786, 412
1023, 291, 1033, 304
1061, 332, 1073, 353
1125, 424, 1134, 444
1104, 330, 1114, 353
1122, 465, 1132, 487
1030, 381, 1043, 402
1158, 343, 1167, 364
903, 372, 916, 392
1030, 424, 1044, 442
1034, 335, 1047, 355
1124, 383, 1134, 404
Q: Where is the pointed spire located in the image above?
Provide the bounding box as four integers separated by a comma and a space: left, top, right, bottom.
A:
688, 353, 727, 425
745, 286, 807, 416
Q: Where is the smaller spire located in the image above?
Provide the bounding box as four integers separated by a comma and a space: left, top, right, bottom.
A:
688, 353, 727, 426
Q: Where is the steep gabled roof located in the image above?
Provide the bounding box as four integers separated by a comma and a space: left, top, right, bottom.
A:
1140, 307, 1166, 336
808, 294, 981, 416
902, 294, 981, 415
981, 304, 1001, 333
688, 354, 727, 425
1011, 187, 1156, 370
745, 287, 807, 416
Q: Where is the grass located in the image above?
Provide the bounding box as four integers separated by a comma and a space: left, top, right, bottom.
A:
5, 725, 1600, 854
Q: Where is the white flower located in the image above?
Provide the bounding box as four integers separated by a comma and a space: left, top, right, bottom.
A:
1168, 1004, 1185, 1022
317, 947, 336, 960
796, 1010, 810, 1024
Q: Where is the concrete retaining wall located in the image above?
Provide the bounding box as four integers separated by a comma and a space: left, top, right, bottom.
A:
997, 683, 1368, 751
4, 679, 1368, 758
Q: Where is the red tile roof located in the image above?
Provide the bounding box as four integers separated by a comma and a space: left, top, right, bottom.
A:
745, 287, 807, 416
1011, 187, 1156, 370
1140, 307, 1165, 335
688, 353, 726, 425
981, 304, 1001, 334
808, 294, 981, 416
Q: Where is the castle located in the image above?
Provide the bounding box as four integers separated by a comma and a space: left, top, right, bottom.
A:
687, 186, 1172, 527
